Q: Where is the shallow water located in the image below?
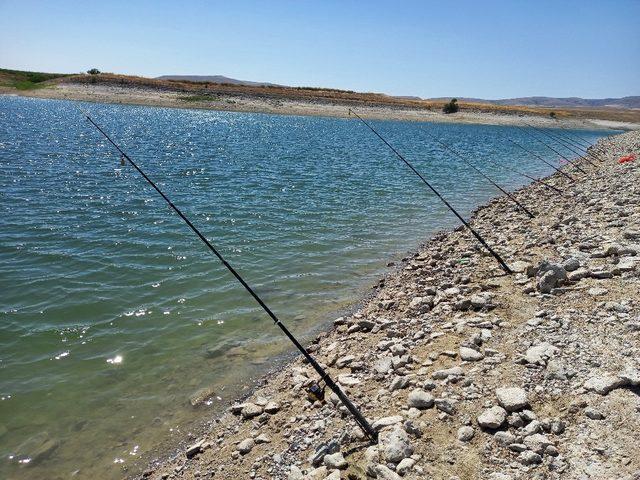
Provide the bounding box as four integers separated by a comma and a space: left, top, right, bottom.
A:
0, 96, 613, 479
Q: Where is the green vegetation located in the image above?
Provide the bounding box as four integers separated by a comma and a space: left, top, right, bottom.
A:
442, 98, 459, 114
87, 68, 101, 75
0, 68, 71, 90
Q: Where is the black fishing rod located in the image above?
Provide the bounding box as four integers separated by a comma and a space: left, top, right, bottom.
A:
520, 128, 588, 174
83, 114, 378, 442
525, 123, 597, 167
471, 146, 563, 194
348, 109, 513, 275
557, 126, 607, 161
431, 139, 535, 218
543, 127, 603, 162
507, 139, 575, 182
535, 125, 602, 165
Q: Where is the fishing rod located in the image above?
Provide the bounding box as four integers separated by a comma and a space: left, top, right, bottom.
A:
82, 114, 378, 442
557, 126, 607, 161
535, 125, 602, 164
507, 139, 575, 182
431, 139, 535, 218
544, 128, 603, 162
525, 123, 597, 167
520, 128, 588, 174
470, 145, 563, 194
348, 108, 513, 275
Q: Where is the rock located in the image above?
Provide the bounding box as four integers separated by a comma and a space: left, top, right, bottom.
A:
288, 466, 305, 480
460, 346, 484, 362
337, 374, 360, 386
189, 386, 218, 407
525, 342, 558, 365
494, 431, 516, 447
407, 389, 434, 409
255, 433, 271, 444
588, 287, 608, 296
237, 438, 255, 455
567, 268, 589, 281
325, 470, 341, 480
363, 446, 380, 477
457, 426, 475, 442
619, 368, 640, 385
374, 357, 393, 374
432, 366, 464, 379
372, 416, 404, 431
523, 434, 553, 455
379, 427, 414, 464
584, 407, 605, 420
241, 402, 263, 419
536, 262, 566, 293
396, 457, 416, 475
495, 387, 529, 412
323, 452, 347, 469
584, 375, 627, 395
336, 355, 355, 368
435, 398, 456, 414
374, 464, 402, 480
477, 406, 508, 429
562, 257, 581, 272
185, 440, 204, 459
264, 401, 281, 414
518, 450, 542, 466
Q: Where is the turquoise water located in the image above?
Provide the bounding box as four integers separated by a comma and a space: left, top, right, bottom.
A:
0, 96, 612, 479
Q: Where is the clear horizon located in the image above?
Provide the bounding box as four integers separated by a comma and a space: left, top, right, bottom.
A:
1, 0, 639, 99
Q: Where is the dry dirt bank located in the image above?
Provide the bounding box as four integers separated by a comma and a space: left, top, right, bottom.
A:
5, 82, 639, 131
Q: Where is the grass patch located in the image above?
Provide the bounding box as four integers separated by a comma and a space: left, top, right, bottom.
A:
0, 68, 71, 91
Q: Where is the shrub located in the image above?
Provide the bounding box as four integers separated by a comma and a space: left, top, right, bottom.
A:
549, 111, 556, 118
442, 98, 459, 114
87, 68, 101, 75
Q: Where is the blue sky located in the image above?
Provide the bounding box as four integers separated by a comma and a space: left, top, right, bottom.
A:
1, 0, 638, 99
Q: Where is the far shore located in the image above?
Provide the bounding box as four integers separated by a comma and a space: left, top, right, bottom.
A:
4, 82, 639, 131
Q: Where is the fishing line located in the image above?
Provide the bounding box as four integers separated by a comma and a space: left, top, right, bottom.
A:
430, 139, 535, 218
534, 125, 601, 165
525, 123, 597, 167
507, 139, 575, 182
82, 113, 378, 441
520, 128, 588, 174
348, 108, 513, 275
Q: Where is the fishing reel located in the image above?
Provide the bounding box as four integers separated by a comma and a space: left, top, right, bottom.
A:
307, 382, 326, 402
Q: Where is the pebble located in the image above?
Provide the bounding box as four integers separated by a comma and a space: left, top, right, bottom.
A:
477, 406, 508, 429
237, 438, 255, 455
457, 426, 475, 442
460, 346, 484, 361
379, 427, 414, 464
323, 452, 347, 469
407, 389, 434, 409
495, 387, 529, 412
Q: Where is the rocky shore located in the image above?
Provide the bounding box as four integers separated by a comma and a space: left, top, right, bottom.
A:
140, 131, 639, 480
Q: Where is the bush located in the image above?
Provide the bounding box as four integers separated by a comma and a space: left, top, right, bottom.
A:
549, 111, 556, 118
87, 68, 101, 75
442, 98, 459, 114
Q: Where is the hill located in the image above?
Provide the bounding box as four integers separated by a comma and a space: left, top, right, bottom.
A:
156, 74, 282, 87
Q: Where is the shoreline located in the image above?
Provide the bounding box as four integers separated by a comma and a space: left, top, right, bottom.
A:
4, 83, 639, 131
133, 132, 639, 480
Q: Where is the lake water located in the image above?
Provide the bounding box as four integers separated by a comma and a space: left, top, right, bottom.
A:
0, 96, 612, 479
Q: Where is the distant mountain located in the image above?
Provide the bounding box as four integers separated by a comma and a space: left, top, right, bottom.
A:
156, 75, 283, 87
429, 96, 640, 109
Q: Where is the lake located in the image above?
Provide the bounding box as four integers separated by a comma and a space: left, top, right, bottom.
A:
0, 96, 612, 479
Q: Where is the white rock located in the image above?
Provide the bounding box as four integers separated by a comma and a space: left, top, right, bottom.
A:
457, 426, 475, 442
460, 346, 484, 361
323, 452, 347, 469
379, 427, 414, 464
477, 406, 507, 429
407, 389, 434, 409
374, 464, 402, 480
495, 387, 529, 412
237, 438, 254, 455
584, 375, 627, 395
525, 342, 558, 365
